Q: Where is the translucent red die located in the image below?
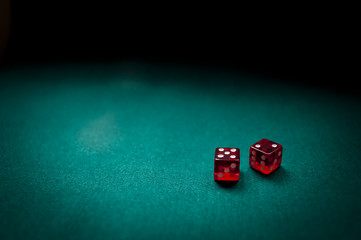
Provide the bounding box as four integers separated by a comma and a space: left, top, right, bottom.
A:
249, 139, 283, 174
214, 147, 240, 181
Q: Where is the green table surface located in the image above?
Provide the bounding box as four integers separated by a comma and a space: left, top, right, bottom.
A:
1, 62, 361, 240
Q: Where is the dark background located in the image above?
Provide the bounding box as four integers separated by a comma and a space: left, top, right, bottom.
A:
2, 1, 359, 92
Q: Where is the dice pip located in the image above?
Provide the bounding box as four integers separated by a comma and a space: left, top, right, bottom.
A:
214, 147, 240, 181
249, 139, 283, 174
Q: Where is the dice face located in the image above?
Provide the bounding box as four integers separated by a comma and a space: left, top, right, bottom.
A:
214, 147, 240, 181
249, 139, 282, 174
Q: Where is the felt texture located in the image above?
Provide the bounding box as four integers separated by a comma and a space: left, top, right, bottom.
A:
1, 62, 361, 240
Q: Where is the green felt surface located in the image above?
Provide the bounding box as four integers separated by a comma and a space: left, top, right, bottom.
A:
1, 62, 361, 240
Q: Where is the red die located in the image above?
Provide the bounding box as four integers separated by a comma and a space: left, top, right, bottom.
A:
249, 139, 283, 174
214, 147, 240, 181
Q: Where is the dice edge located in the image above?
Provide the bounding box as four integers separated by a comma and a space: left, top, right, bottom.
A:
250, 139, 282, 155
